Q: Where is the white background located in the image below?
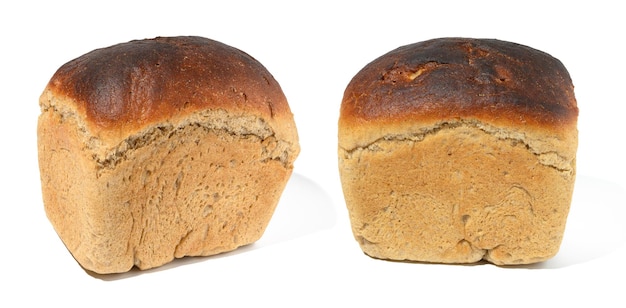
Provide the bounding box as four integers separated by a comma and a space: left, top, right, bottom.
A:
2, 1, 624, 306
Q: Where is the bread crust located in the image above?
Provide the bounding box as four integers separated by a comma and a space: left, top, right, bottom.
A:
44, 36, 296, 145
38, 36, 299, 273
339, 38, 578, 154
338, 38, 578, 265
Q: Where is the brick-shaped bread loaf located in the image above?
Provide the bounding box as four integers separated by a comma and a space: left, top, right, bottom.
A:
38, 36, 300, 274
338, 38, 578, 265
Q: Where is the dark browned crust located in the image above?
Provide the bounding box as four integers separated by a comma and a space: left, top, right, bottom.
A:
340, 38, 578, 129
46, 36, 289, 130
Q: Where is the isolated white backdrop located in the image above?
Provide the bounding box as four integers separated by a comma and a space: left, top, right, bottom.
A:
1, 1, 624, 307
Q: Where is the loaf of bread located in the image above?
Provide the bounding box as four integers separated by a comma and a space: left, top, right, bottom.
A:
38, 36, 300, 274
338, 38, 578, 265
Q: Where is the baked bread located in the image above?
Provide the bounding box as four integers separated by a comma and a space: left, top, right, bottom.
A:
38, 36, 300, 274
338, 38, 578, 265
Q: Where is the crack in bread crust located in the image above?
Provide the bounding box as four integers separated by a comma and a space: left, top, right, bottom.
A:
340, 119, 574, 174
40, 102, 297, 173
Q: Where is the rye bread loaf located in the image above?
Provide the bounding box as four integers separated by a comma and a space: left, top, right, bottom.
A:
38, 36, 300, 274
338, 38, 578, 265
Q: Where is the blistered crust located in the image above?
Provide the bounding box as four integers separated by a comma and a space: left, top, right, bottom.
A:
42, 36, 295, 144
339, 38, 578, 150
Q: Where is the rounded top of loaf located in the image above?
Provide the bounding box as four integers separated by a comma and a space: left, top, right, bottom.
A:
339, 37, 578, 149
42, 36, 296, 143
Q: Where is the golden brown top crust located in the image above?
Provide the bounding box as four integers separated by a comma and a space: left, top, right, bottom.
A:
45, 36, 292, 132
340, 38, 578, 131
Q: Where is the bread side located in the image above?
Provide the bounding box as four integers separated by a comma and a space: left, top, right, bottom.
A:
339, 119, 576, 264
38, 93, 296, 273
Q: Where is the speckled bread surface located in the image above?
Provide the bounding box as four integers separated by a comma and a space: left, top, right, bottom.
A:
38, 36, 299, 274
338, 38, 578, 265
